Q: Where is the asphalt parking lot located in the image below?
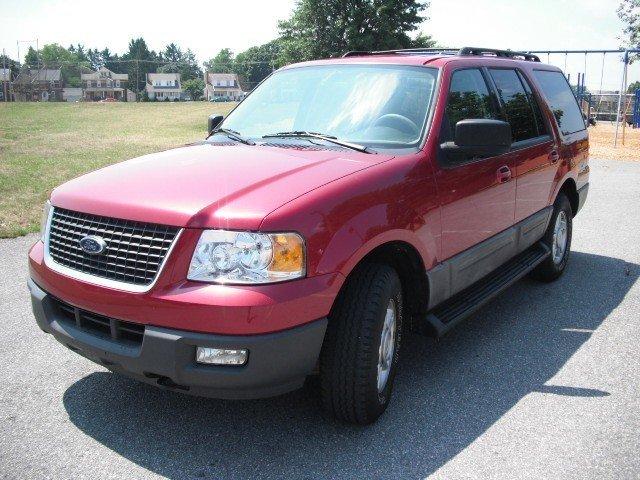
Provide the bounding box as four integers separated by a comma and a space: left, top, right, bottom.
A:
1, 159, 639, 480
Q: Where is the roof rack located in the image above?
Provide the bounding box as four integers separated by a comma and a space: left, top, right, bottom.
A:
342, 48, 459, 58
342, 47, 541, 62
458, 47, 540, 62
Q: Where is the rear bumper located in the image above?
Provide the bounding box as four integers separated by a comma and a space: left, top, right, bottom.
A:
29, 279, 327, 399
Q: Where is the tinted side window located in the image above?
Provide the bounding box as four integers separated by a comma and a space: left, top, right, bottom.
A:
517, 71, 547, 137
489, 69, 538, 142
442, 69, 498, 142
533, 70, 586, 135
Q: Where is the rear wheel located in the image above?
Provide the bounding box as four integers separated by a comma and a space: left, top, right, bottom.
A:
319, 263, 403, 424
530, 193, 573, 282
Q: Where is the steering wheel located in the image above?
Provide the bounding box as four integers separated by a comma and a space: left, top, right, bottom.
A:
372, 114, 419, 136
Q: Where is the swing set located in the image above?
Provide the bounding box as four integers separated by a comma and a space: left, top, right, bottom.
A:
528, 49, 640, 147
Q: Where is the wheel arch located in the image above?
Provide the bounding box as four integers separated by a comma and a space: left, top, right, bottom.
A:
329, 238, 430, 334
552, 175, 579, 217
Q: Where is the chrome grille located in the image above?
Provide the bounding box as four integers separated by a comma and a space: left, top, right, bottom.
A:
47, 208, 180, 287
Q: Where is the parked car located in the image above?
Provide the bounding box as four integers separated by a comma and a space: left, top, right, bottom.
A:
98, 97, 117, 103
29, 47, 589, 424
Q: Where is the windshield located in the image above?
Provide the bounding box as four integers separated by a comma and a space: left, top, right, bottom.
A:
221, 64, 439, 148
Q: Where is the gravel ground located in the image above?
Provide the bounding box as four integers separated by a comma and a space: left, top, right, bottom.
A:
1, 159, 639, 480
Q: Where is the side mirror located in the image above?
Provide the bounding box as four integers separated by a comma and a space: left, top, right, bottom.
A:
441, 119, 512, 161
208, 114, 224, 135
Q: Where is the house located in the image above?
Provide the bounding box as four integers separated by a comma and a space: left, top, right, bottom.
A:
0, 68, 10, 101
81, 66, 129, 101
13, 69, 63, 101
146, 72, 183, 101
204, 72, 244, 101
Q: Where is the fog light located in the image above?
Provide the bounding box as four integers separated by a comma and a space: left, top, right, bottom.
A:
196, 347, 248, 365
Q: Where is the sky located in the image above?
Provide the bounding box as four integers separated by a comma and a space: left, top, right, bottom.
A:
0, 0, 636, 90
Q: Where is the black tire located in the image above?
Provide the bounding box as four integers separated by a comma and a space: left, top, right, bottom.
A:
319, 263, 403, 424
530, 193, 573, 282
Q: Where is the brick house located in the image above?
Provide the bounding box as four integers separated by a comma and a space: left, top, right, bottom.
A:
13, 69, 63, 101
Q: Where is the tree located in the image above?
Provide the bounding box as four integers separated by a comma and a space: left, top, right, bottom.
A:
628, 80, 640, 93
121, 37, 160, 96
101, 48, 122, 73
233, 40, 283, 90
183, 78, 205, 100
157, 43, 202, 81
277, 0, 433, 64
22, 43, 90, 86
618, 0, 640, 49
204, 48, 234, 73
24, 47, 39, 67
68, 44, 89, 63
0, 53, 20, 79
412, 32, 437, 48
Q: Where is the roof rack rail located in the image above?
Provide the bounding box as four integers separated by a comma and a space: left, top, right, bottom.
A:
457, 47, 540, 62
342, 47, 541, 62
342, 48, 459, 58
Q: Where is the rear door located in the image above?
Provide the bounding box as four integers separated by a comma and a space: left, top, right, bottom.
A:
486, 68, 557, 222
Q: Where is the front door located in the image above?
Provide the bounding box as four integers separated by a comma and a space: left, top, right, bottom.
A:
434, 67, 517, 261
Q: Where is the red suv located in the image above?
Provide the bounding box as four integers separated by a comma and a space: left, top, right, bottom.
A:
29, 47, 589, 424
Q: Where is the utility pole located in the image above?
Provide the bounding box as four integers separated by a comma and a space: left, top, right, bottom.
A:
2, 48, 8, 102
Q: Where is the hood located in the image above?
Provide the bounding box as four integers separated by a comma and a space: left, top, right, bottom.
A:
51, 142, 393, 230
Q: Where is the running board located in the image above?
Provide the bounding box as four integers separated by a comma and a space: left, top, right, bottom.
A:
426, 242, 550, 336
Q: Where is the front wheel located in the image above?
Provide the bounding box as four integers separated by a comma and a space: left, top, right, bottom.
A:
530, 193, 573, 282
319, 263, 403, 424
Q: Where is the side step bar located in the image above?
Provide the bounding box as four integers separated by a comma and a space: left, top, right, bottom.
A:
426, 242, 550, 336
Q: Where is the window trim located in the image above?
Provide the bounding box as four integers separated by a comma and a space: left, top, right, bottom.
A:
484, 66, 551, 149
221, 63, 441, 154
437, 66, 503, 168
532, 68, 587, 136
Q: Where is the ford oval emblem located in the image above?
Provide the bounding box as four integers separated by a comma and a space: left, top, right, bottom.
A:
79, 235, 107, 255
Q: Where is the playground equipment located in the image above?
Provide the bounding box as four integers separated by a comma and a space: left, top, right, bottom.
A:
634, 89, 640, 128
528, 49, 640, 146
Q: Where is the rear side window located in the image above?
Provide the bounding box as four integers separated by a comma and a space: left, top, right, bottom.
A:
489, 69, 540, 142
442, 69, 499, 142
517, 71, 547, 137
533, 70, 586, 135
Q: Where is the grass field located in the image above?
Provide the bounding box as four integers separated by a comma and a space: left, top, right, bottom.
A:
1, 103, 639, 238
0, 102, 234, 238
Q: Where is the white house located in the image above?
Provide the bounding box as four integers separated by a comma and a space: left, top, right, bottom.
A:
204, 72, 244, 101
146, 72, 183, 101
81, 67, 129, 101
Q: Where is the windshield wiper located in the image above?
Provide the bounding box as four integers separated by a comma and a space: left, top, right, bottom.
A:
209, 128, 255, 145
262, 131, 374, 153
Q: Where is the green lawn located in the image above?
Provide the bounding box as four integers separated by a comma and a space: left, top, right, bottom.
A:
0, 102, 235, 238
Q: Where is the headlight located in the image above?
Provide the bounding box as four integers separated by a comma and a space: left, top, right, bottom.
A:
188, 230, 305, 284
40, 200, 52, 242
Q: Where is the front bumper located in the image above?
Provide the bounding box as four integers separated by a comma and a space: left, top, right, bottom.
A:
29, 279, 327, 399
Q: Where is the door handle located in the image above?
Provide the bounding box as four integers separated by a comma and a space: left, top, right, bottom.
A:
496, 165, 512, 183
549, 150, 560, 163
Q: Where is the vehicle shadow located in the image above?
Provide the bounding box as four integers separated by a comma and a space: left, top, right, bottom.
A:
62, 251, 638, 479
